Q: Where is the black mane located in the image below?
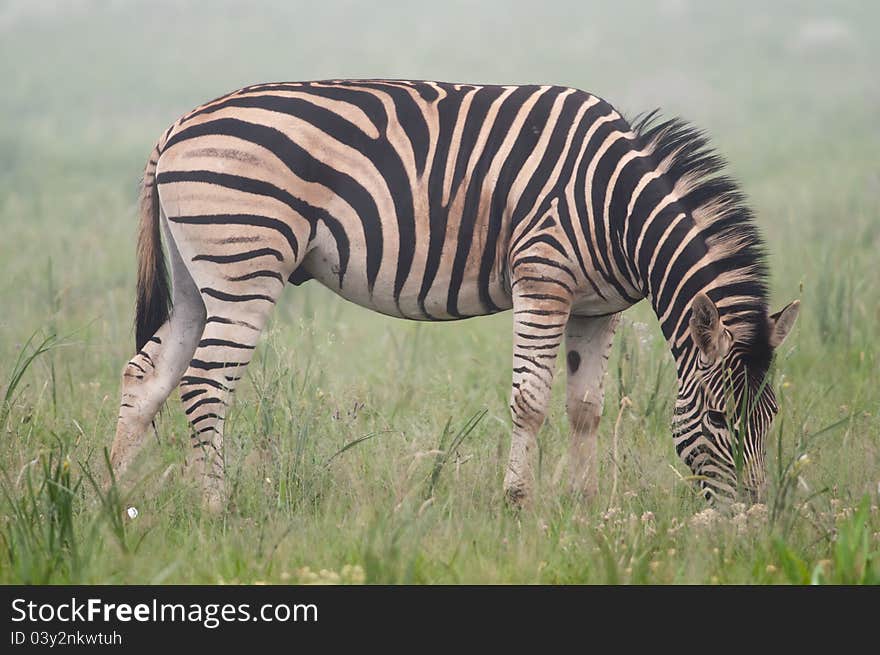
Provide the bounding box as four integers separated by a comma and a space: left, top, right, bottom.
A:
632, 111, 773, 375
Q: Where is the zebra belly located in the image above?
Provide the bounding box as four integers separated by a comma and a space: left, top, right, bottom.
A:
298, 240, 513, 321
297, 227, 630, 321
570, 293, 637, 318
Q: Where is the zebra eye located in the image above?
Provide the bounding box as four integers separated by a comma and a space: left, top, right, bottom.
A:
705, 410, 728, 430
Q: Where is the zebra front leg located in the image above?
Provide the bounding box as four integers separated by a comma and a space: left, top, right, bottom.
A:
503, 278, 572, 508
564, 313, 619, 500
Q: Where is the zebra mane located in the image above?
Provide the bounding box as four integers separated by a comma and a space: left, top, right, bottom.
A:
632, 111, 774, 375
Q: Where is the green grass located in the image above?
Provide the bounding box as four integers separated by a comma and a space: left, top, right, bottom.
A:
1, 0, 878, 584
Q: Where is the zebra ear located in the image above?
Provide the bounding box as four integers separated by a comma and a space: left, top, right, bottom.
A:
768, 300, 800, 348
690, 293, 731, 365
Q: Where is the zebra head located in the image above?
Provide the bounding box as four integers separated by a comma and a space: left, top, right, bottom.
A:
674, 293, 800, 502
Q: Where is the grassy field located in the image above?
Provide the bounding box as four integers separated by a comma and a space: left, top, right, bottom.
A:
1, 0, 878, 584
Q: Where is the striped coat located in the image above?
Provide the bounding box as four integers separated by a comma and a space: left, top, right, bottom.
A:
111, 80, 799, 509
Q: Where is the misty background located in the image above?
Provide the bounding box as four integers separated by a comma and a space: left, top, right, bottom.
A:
0, 0, 877, 362
1, 0, 878, 587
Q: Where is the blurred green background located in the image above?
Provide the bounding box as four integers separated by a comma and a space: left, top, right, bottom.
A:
0, 1, 877, 583
2, 1, 877, 349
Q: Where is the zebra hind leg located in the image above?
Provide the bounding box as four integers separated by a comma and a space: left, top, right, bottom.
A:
169, 230, 303, 514
110, 221, 207, 488
179, 309, 277, 513
564, 313, 619, 500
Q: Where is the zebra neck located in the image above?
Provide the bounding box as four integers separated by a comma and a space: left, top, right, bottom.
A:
613, 113, 771, 382
626, 204, 724, 375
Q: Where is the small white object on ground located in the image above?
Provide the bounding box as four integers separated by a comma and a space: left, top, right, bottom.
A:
126, 507, 139, 519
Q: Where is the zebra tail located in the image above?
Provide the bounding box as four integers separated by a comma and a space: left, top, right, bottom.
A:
134, 149, 171, 352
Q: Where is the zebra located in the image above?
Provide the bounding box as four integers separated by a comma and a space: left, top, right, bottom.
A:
110, 80, 799, 511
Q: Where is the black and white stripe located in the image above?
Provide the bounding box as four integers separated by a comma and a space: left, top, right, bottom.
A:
111, 80, 797, 508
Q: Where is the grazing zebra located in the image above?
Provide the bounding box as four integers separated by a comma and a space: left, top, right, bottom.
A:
111, 80, 799, 510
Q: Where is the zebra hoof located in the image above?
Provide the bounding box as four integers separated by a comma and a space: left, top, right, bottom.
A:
503, 484, 530, 511
201, 483, 227, 515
